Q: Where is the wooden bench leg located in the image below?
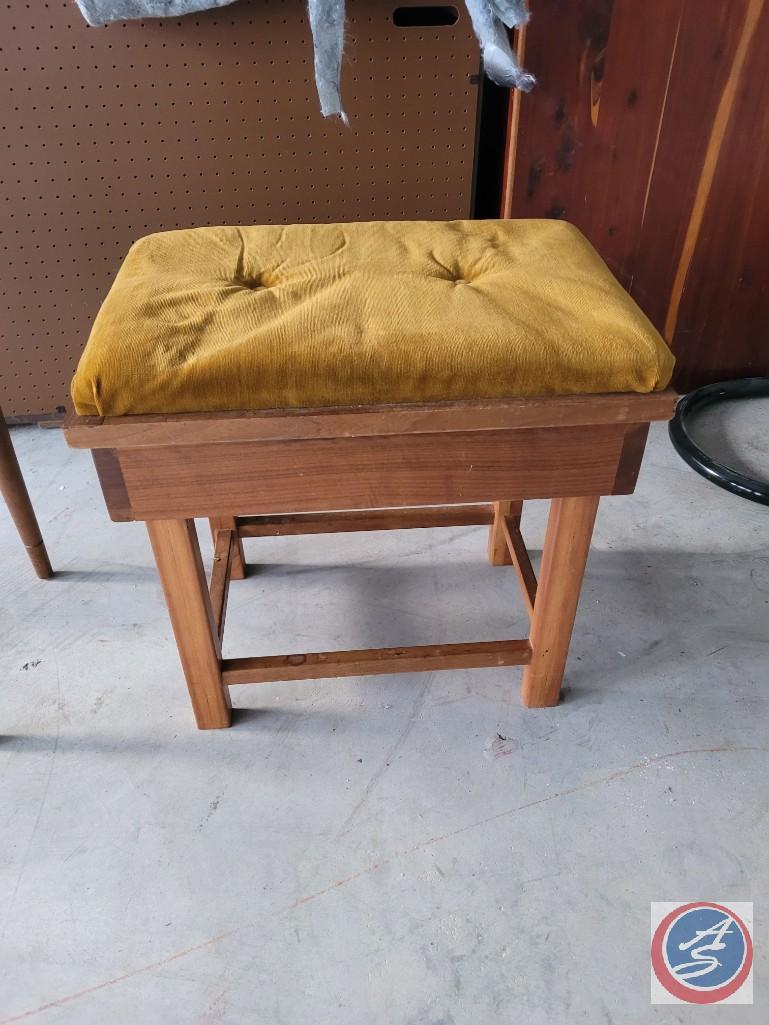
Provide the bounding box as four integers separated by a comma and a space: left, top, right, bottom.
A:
147, 518, 232, 729
0, 410, 53, 579
521, 496, 599, 708
488, 500, 522, 566
209, 516, 246, 579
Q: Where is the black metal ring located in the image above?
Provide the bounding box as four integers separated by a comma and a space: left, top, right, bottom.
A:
668, 377, 769, 506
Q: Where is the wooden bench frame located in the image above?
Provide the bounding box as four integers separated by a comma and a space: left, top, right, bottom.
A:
65, 389, 677, 729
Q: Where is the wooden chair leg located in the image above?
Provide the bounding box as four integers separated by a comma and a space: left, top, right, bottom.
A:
147, 518, 232, 729
209, 516, 246, 579
521, 496, 599, 708
0, 409, 53, 579
488, 500, 522, 566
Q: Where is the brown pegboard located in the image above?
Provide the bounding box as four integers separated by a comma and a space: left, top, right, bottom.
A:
0, 1, 479, 416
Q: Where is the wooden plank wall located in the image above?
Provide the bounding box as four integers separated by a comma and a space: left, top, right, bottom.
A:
505, 0, 769, 391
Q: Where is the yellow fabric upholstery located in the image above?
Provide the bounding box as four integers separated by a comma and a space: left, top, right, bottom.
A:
71, 219, 674, 416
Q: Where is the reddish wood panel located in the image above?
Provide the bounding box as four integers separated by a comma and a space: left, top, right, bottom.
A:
64, 390, 677, 449
668, 0, 769, 385
110, 423, 636, 520
508, 0, 769, 390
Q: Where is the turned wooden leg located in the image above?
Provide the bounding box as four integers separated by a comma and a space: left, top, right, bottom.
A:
488, 500, 522, 566
147, 518, 232, 729
209, 516, 246, 579
521, 496, 599, 708
0, 409, 53, 579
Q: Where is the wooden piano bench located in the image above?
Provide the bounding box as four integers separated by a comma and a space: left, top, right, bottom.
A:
65, 390, 676, 728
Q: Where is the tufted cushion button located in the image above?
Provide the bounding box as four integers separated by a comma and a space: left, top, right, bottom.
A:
236, 269, 271, 289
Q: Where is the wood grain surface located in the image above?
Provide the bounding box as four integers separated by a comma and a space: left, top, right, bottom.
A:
64, 391, 677, 449
111, 423, 637, 520
506, 0, 769, 390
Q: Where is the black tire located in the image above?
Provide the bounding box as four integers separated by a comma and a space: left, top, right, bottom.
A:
668, 377, 769, 506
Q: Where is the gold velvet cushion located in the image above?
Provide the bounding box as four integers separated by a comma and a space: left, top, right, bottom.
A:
71, 219, 674, 416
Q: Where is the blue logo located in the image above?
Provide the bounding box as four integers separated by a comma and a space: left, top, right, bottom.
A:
665, 906, 746, 988
651, 902, 753, 1004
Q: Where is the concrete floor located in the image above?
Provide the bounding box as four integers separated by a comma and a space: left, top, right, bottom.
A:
1, 420, 767, 1024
